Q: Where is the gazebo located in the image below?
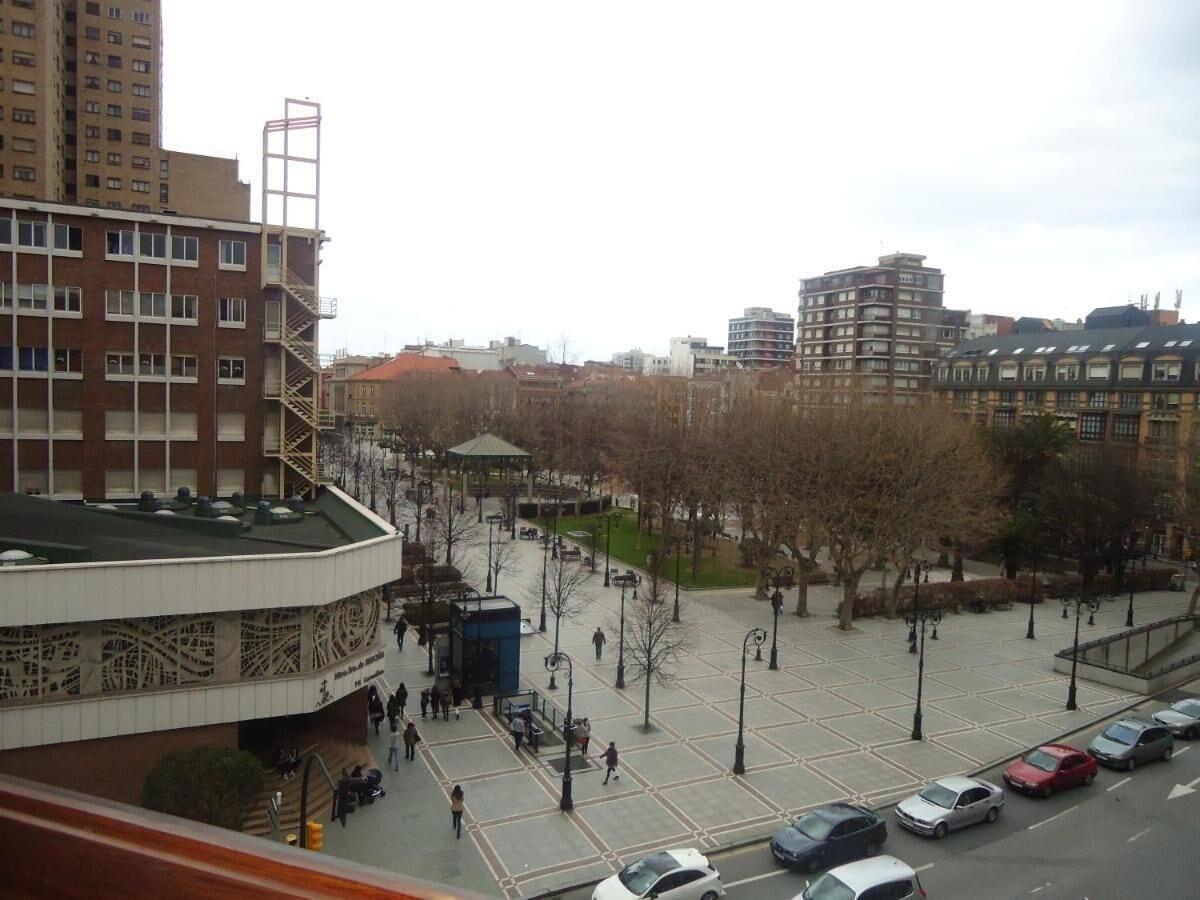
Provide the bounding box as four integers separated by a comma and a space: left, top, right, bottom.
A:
446, 433, 532, 533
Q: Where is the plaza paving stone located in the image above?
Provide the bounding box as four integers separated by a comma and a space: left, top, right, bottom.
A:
332, 497, 1190, 897
576, 793, 691, 850
661, 777, 774, 830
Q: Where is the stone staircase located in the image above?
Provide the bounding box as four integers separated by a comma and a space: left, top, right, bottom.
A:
241, 735, 376, 839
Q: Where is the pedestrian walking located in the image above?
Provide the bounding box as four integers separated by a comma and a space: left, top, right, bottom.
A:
450, 677, 463, 707
386, 692, 399, 732
511, 715, 525, 752
394, 615, 408, 651
430, 683, 442, 718
368, 686, 385, 736
387, 721, 401, 771
577, 718, 591, 755
602, 741, 620, 784
396, 683, 408, 719
420, 688, 430, 719
403, 721, 421, 761
592, 627, 606, 661
449, 785, 465, 839
440, 691, 451, 721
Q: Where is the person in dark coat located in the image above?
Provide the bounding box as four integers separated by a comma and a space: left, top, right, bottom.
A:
393, 615, 408, 651
603, 741, 620, 784
386, 692, 399, 731
403, 721, 421, 761
440, 690, 451, 721
368, 688, 385, 736
419, 688, 430, 719
396, 683, 408, 719
430, 683, 442, 716
450, 677, 463, 707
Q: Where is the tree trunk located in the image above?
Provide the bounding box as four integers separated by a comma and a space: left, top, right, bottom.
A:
1004, 557, 1018, 580
839, 578, 858, 630
643, 672, 652, 730
951, 546, 964, 582
885, 567, 910, 618
794, 571, 810, 617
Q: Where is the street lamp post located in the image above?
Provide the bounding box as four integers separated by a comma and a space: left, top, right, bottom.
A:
539, 529, 549, 633
1125, 547, 1143, 629
1062, 594, 1102, 710
615, 573, 640, 690
903, 607, 943, 741
733, 627, 768, 774
1026, 559, 1038, 640
601, 511, 619, 588
908, 560, 932, 654
673, 529, 682, 624
761, 565, 794, 671
485, 512, 503, 593
544, 651, 575, 811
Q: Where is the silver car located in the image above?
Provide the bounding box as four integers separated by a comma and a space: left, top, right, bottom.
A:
895, 775, 1004, 839
1152, 698, 1200, 740
1087, 718, 1174, 770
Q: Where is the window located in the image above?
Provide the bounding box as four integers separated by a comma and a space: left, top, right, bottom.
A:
219, 240, 246, 268
108, 6, 122, 19
131, 84, 152, 99
138, 353, 165, 376
12, 51, 35, 68
105, 289, 135, 316
107, 78, 121, 92
54, 349, 83, 373
1152, 393, 1181, 411
1152, 361, 1181, 381
1079, 412, 1105, 442
0, 220, 9, 245
85, 174, 101, 188
132, 107, 150, 122
1024, 391, 1043, 406
138, 232, 165, 258
1119, 362, 1143, 380
17, 220, 47, 248
107, 30, 122, 44
85, 126, 100, 138
1087, 362, 1111, 380
84, 100, 102, 114
1023, 364, 1045, 381
1055, 364, 1078, 381
18, 346, 49, 371
171, 234, 198, 262
86, 26, 101, 40
13, 108, 35, 123
219, 297, 246, 327
132, 59, 150, 73
1119, 392, 1142, 410
86, 51, 102, 65
12, 22, 36, 39
132, 35, 150, 49
998, 364, 1018, 381
171, 355, 197, 379
217, 357, 245, 382
107, 177, 121, 190
107, 55, 122, 68
1057, 391, 1079, 409
170, 294, 197, 320
105, 229, 133, 256
132, 179, 148, 192
106, 151, 121, 164
132, 131, 150, 145
1088, 391, 1108, 408
53, 224, 83, 251
54, 286, 82, 313
13, 166, 36, 182
16, 283, 49, 311
132, 154, 149, 168
106, 103, 122, 116
132, 10, 152, 25
138, 292, 166, 318
994, 409, 1015, 430
159, 183, 168, 203
85, 150, 100, 162
107, 128, 122, 142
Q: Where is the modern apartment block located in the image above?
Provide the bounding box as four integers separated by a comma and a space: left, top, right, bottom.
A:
727, 306, 795, 368
1, 100, 333, 501
668, 336, 740, 378
796, 252, 964, 400
0, 0, 248, 219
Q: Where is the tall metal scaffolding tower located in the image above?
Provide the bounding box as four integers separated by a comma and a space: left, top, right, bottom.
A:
261, 99, 337, 498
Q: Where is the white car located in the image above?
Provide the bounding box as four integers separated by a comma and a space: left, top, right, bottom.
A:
793, 855, 926, 899
592, 849, 724, 900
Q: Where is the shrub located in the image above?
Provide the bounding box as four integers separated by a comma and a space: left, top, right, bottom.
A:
737, 538, 764, 567
141, 746, 264, 830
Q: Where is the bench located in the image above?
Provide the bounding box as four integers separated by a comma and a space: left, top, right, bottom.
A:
519, 527, 540, 541
560, 547, 582, 561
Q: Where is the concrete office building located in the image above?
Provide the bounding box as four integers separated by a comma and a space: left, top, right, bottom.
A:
669, 336, 740, 378
796, 252, 965, 401
0, 0, 248, 219
727, 306, 795, 368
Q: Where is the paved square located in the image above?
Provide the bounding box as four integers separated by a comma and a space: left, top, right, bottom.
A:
461, 771, 558, 822
877, 740, 974, 780
428, 738, 523, 781
655, 704, 737, 736
937, 729, 1025, 766
693, 733, 792, 770
743, 763, 847, 813
577, 793, 691, 850
759, 721, 855, 759
811, 752, 915, 797
776, 689, 861, 719
662, 777, 774, 829
789, 663, 865, 687
680, 674, 748, 702
823, 712, 913, 747
714, 696, 803, 729
933, 695, 1025, 726
623, 744, 723, 785
571, 688, 640, 720
482, 812, 598, 875
831, 681, 914, 710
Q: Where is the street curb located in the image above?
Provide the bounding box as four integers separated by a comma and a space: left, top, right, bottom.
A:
526, 679, 1189, 900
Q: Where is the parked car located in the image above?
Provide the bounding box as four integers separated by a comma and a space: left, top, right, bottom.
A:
1086, 719, 1173, 770
1152, 698, 1200, 739
895, 775, 1004, 839
769, 803, 887, 873
792, 855, 926, 900
592, 849, 723, 900
1003, 743, 1098, 797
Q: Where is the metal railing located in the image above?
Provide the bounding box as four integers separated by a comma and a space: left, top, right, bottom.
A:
1054, 614, 1200, 679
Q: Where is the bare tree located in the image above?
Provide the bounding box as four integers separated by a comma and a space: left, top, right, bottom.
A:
530, 554, 591, 689
488, 536, 520, 595
363, 442, 383, 513
622, 562, 688, 730
430, 489, 480, 566
382, 462, 403, 527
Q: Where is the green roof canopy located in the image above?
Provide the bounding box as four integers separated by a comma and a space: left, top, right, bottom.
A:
446, 433, 530, 463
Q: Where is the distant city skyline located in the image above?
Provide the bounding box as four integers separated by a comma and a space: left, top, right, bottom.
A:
161, 0, 1200, 363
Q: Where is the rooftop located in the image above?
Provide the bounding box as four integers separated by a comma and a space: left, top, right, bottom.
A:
945, 322, 1200, 359
348, 354, 460, 380
0, 488, 390, 565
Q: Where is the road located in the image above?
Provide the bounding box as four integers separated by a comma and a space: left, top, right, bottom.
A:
707, 689, 1200, 900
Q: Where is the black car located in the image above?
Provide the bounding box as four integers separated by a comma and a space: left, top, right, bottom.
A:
769, 803, 887, 873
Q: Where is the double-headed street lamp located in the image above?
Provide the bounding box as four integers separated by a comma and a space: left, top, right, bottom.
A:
1125, 545, 1146, 629
598, 510, 620, 588
903, 607, 942, 741
1061, 594, 1101, 711
615, 572, 641, 690
544, 651, 576, 811
733, 627, 768, 775
485, 512, 504, 593
761, 565, 794, 671
908, 560, 933, 654
672, 529, 683, 624
1026, 558, 1039, 640
539, 527, 551, 633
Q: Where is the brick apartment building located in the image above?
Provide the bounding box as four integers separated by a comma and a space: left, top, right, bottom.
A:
727, 306, 795, 368
796, 252, 966, 401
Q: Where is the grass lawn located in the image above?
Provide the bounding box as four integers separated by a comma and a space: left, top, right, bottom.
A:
550, 513, 762, 589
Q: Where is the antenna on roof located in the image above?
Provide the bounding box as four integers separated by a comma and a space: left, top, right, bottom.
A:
1154, 291, 1161, 311
1176, 289, 1183, 311
1139, 293, 1147, 310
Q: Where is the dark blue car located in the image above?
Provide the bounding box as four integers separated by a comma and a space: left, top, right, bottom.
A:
769, 803, 887, 874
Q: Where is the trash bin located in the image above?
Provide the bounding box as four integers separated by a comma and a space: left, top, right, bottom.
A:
1170, 573, 1185, 591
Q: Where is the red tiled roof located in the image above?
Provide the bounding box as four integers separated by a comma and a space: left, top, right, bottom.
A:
348, 354, 460, 381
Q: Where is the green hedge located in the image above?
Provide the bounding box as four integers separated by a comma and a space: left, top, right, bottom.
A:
141, 746, 264, 830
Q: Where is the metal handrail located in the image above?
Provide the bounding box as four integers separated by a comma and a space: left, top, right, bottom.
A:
1058, 614, 1200, 657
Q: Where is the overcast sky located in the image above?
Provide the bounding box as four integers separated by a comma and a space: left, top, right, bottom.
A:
162, 0, 1200, 363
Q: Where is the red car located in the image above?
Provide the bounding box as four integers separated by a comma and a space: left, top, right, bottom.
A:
1003, 743, 1098, 797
